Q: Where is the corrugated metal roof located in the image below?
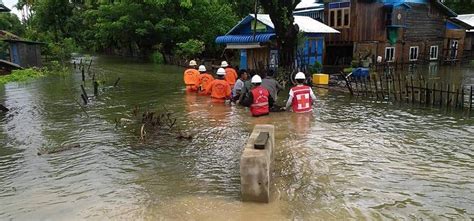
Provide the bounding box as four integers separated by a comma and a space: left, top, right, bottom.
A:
457, 14, 474, 32
295, 0, 323, 10
249, 14, 339, 34
293, 8, 324, 14
215, 34, 275, 44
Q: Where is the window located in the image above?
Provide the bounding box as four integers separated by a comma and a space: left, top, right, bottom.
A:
430, 45, 439, 60
329, 7, 350, 28
449, 40, 459, 59
329, 10, 335, 27
409, 46, 419, 61
343, 8, 350, 27
336, 9, 342, 27
385, 47, 395, 62
251, 20, 266, 32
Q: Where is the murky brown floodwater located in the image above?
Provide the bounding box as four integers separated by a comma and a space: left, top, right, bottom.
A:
0, 56, 473, 220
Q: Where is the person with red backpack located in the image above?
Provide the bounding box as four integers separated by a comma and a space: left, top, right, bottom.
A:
242, 75, 273, 117
284, 72, 316, 113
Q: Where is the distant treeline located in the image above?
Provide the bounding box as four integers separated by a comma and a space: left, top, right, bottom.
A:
3, 0, 255, 62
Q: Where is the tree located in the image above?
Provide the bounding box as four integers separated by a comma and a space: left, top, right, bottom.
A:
258, 0, 301, 69
444, 0, 474, 14
0, 13, 25, 36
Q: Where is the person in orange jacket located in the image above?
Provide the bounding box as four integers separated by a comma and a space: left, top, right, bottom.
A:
205, 68, 232, 103
197, 65, 214, 95
221, 61, 238, 88
183, 60, 200, 92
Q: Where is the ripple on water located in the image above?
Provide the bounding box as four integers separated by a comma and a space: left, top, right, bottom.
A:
1, 59, 474, 220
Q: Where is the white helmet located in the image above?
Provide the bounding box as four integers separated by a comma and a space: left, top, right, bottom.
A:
189, 60, 197, 66
217, 68, 226, 76
221, 61, 229, 68
198, 65, 206, 72
251, 75, 262, 84
295, 72, 306, 80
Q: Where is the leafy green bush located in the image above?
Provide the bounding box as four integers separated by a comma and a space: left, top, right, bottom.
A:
308, 62, 322, 74
43, 61, 70, 76
0, 69, 44, 84
175, 39, 204, 59
0, 61, 71, 84
150, 51, 164, 64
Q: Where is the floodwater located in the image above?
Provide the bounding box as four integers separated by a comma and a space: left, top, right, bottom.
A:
0, 57, 473, 220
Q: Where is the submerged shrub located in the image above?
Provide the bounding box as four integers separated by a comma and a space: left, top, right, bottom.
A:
151, 51, 164, 64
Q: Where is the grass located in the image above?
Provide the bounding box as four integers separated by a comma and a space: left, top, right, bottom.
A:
0, 61, 70, 85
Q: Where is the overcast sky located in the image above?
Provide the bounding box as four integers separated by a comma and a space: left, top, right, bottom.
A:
3, 0, 20, 18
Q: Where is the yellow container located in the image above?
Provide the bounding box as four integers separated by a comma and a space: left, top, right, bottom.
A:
312, 74, 329, 85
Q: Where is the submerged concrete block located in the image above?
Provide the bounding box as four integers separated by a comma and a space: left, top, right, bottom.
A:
240, 124, 275, 203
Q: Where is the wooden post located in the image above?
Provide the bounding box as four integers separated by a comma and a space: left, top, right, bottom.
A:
81, 68, 85, 82
470, 85, 473, 111
410, 76, 415, 104
364, 77, 369, 97
432, 82, 436, 106
380, 75, 385, 100
398, 74, 402, 101
405, 76, 409, 103
374, 75, 379, 100
461, 85, 465, 109
393, 75, 397, 101
418, 79, 422, 105
93, 81, 99, 97
425, 82, 429, 105
355, 77, 360, 97
81, 85, 88, 99
439, 82, 443, 107
73, 61, 76, 69
114, 77, 121, 87
455, 85, 459, 108
446, 84, 451, 107
81, 94, 88, 105
342, 74, 354, 96
88, 59, 93, 72
367, 76, 372, 98
387, 74, 391, 101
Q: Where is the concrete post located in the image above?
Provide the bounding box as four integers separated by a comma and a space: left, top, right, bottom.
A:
240, 124, 275, 203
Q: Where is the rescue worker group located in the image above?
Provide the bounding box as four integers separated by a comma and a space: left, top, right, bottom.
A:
183, 60, 317, 117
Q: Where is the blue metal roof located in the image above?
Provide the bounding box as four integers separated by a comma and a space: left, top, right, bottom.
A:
215, 34, 276, 44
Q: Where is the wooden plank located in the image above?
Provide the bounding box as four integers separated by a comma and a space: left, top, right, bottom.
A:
254, 132, 269, 150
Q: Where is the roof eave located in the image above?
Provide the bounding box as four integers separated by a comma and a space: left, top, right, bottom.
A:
432, 0, 457, 17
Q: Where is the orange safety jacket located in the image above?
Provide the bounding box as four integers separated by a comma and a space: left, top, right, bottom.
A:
183, 68, 200, 91
205, 79, 232, 102
224, 68, 238, 87
198, 73, 215, 95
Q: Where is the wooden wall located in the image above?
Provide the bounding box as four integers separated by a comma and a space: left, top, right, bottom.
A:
444, 29, 466, 60
403, 3, 446, 42
246, 48, 269, 70
325, 0, 386, 45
